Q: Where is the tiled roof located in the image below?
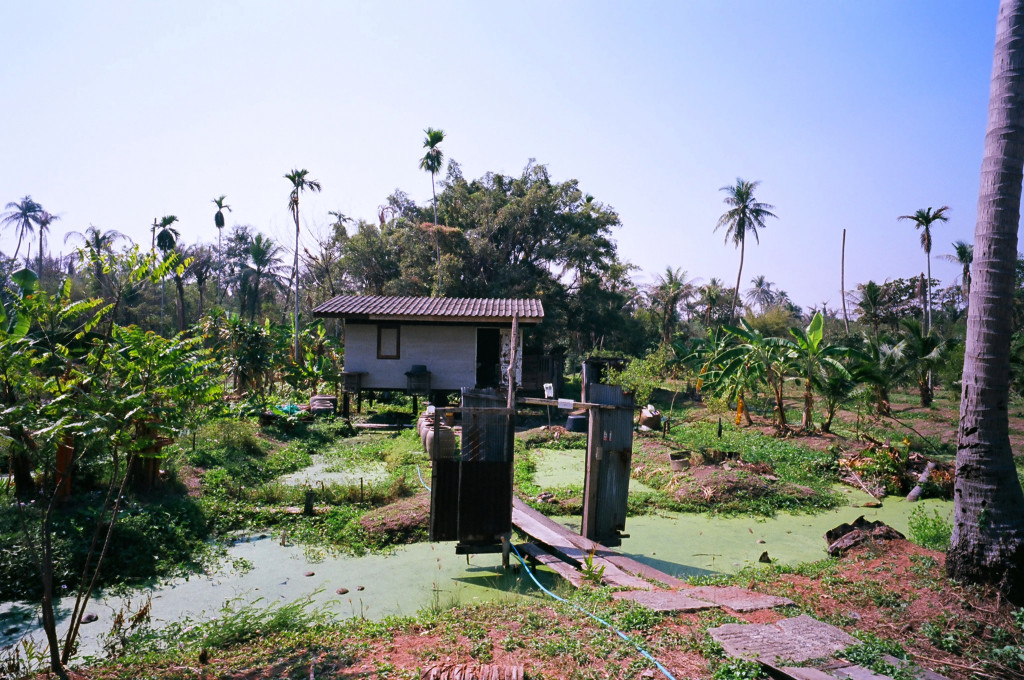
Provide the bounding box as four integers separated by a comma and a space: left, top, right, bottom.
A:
312, 296, 544, 323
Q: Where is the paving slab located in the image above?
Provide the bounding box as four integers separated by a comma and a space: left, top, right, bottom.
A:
709, 614, 857, 664
611, 589, 716, 612
687, 585, 795, 612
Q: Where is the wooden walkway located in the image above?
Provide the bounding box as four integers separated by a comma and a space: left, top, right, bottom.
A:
511, 497, 791, 611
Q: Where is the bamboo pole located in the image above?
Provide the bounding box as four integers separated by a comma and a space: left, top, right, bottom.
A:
841, 228, 850, 334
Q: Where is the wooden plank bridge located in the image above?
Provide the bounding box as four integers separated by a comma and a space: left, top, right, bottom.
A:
510, 496, 793, 612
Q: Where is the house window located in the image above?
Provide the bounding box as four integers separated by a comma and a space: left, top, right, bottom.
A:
377, 324, 400, 359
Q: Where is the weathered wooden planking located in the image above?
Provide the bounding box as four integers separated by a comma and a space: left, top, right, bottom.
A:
511, 498, 651, 590
517, 542, 584, 587
512, 496, 686, 587
422, 663, 524, 680
456, 389, 514, 546
600, 554, 689, 589
581, 383, 634, 542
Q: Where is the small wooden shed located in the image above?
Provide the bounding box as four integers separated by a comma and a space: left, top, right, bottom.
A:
311, 296, 544, 397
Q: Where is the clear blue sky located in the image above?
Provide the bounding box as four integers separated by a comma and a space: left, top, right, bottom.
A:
0, 1, 998, 309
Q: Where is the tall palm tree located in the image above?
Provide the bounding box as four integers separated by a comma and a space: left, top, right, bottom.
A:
213, 195, 231, 304
1, 196, 45, 261
745, 274, 776, 313
947, 0, 1024, 602
285, 169, 322, 360
188, 245, 215, 317
715, 179, 777, 322
419, 127, 445, 226
35, 210, 59, 284
420, 127, 446, 288
151, 215, 179, 254
942, 240, 974, 306
898, 206, 950, 333
153, 216, 179, 332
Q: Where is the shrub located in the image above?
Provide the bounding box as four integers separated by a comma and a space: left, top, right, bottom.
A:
908, 506, 953, 551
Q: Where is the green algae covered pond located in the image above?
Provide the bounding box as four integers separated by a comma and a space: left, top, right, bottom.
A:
0, 434, 953, 661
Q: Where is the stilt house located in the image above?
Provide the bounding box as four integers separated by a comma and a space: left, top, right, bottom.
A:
311, 296, 545, 396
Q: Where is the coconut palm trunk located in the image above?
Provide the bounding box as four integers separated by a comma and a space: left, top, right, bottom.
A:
925, 247, 933, 333
947, 0, 1024, 602
731, 238, 744, 322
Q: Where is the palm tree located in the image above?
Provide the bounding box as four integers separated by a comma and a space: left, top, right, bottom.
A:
745, 274, 776, 313
64, 225, 126, 253
152, 215, 179, 254
64, 226, 127, 297
648, 267, 694, 345
153, 216, 179, 331
419, 127, 445, 227
285, 169, 322, 360
858, 332, 907, 416
188, 245, 215, 317
898, 206, 950, 333
698, 278, 726, 327
715, 179, 777, 322
947, 0, 1024, 601
35, 210, 59, 284
895, 319, 952, 407
243, 234, 287, 322
1, 196, 45, 261
213, 195, 231, 303
942, 240, 974, 306
852, 280, 888, 339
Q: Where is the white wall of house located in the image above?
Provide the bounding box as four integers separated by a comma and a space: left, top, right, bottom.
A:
345, 323, 479, 390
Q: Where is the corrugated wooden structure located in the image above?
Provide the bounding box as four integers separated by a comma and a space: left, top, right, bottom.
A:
580, 356, 626, 402
428, 389, 514, 553
581, 383, 634, 545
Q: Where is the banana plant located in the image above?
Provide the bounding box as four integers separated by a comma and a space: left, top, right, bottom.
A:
787, 313, 857, 431
719, 320, 793, 431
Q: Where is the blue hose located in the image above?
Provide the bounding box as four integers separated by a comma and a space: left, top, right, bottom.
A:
414, 466, 678, 680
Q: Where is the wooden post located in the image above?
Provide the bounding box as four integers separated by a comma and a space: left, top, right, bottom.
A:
501, 532, 511, 569
342, 393, 350, 419
506, 314, 519, 410
582, 406, 603, 540
503, 315, 519, 566
412, 394, 418, 420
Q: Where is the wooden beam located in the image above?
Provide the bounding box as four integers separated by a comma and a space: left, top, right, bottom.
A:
512, 498, 650, 590
517, 542, 584, 587
517, 397, 628, 411
581, 407, 602, 540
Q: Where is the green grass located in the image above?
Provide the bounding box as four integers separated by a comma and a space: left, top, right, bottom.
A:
666, 420, 838, 486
